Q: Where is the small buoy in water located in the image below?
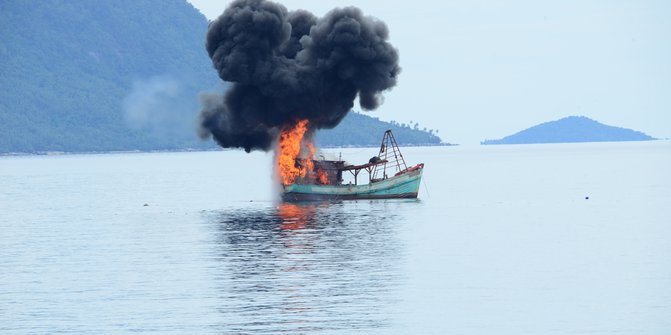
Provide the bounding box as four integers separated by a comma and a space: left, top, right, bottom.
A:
143, 203, 149, 206
585, 196, 589, 200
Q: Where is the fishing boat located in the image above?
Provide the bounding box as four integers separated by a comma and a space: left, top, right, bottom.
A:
281, 130, 424, 201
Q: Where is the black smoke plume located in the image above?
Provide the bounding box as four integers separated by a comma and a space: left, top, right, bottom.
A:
198, 0, 400, 152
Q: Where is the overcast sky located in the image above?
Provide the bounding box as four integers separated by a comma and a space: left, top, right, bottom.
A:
188, 0, 670, 144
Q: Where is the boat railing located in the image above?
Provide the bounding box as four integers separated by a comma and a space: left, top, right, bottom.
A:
337, 159, 388, 185
393, 163, 424, 177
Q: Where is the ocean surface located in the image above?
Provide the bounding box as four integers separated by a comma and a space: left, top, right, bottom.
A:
1, 142, 669, 334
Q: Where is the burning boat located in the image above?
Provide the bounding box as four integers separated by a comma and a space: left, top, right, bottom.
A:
278, 126, 424, 201
200, 0, 411, 198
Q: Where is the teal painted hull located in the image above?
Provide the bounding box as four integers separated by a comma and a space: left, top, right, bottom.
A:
282, 167, 423, 201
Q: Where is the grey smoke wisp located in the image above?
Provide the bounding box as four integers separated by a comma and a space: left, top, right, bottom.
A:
198, 0, 400, 152
124, 76, 197, 140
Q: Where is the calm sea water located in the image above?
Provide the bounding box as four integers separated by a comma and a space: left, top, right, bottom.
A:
1, 142, 669, 334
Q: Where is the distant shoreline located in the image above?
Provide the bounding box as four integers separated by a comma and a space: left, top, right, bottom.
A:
481, 139, 664, 146
0, 142, 457, 157
5, 139, 670, 158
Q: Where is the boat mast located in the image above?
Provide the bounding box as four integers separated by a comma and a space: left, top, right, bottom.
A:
373, 130, 408, 180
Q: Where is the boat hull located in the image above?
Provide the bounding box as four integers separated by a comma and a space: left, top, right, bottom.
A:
282, 167, 423, 201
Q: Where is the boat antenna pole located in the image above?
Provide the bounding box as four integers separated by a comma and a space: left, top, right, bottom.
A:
387, 130, 407, 172
375, 130, 408, 179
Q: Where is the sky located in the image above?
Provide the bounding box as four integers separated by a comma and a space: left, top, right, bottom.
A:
187, 0, 670, 144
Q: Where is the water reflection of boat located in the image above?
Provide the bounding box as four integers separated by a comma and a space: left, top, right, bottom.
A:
282, 130, 424, 201
278, 203, 316, 230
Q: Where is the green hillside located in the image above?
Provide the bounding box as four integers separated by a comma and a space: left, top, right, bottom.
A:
0, 0, 442, 153
317, 112, 441, 147
0, 0, 220, 153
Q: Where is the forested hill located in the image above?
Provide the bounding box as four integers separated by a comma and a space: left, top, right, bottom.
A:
0, 0, 442, 154
0, 0, 220, 152
317, 112, 441, 147
481, 116, 655, 145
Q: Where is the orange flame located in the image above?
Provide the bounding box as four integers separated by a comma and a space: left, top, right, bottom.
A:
276, 119, 330, 186
304, 141, 315, 180
277, 119, 309, 185
317, 168, 330, 185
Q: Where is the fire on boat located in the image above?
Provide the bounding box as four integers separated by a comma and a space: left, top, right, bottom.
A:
278, 127, 424, 201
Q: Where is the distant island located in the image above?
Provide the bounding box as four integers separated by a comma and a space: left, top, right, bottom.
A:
481, 116, 656, 145
0, 0, 441, 154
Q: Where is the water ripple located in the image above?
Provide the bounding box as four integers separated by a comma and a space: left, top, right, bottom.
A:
203, 201, 407, 334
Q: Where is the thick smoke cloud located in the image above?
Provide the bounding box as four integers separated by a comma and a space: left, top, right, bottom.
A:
198, 0, 400, 152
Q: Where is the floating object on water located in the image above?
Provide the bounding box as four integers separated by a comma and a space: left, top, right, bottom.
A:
281, 130, 424, 201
